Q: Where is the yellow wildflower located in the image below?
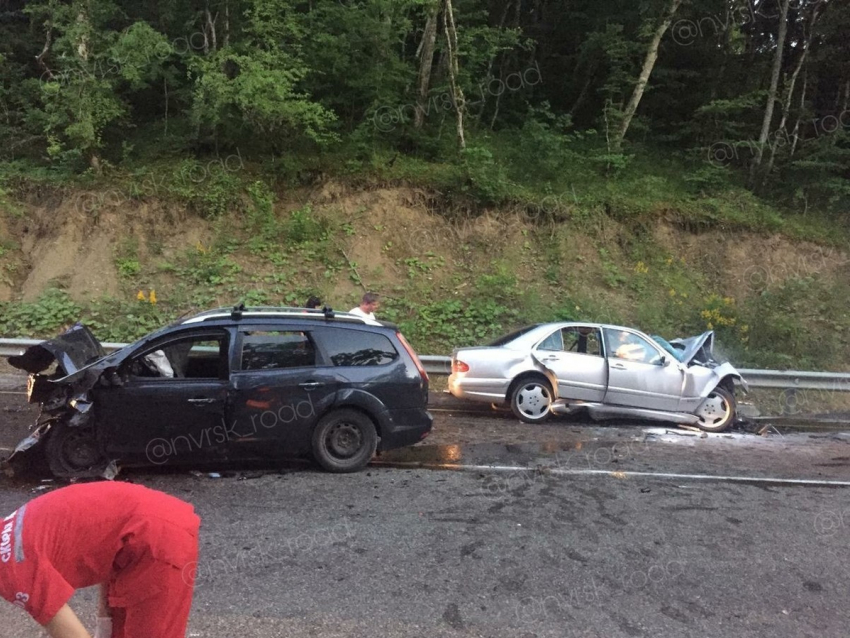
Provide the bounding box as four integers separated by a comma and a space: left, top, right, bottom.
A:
136, 290, 147, 302
149, 289, 157, 305
668, 288, 676, 297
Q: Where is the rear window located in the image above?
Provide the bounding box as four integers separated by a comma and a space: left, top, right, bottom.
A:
318, 329, 399, 366
241, 331, 316, 370
488, 324, 542, 347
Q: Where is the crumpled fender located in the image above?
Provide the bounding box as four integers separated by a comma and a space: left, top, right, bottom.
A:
528, 353, 562, 395
691, 361, 748, 400
711, 361, 748, 394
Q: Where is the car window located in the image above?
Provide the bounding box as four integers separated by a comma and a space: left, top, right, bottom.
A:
488, 324, 542, 347
130, 336, 227, 379
537, 327, 602, 356
318, 329, 399, 366
604, 329, 662, 365
240, 331, 316, 370
537, 329, 564, 351
564, 327, 602, 356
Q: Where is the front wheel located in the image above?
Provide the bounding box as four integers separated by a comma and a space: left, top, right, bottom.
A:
510, 377, 554, 424
311, 409, 378, 473
694, 386, 736, 432
45, 423, 108, 478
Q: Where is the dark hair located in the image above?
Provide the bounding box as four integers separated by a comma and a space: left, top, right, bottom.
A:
362, 292, 380, 305
305, 296, 322, 309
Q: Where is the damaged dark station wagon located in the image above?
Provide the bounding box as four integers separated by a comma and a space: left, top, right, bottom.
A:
7, 306, 433, 478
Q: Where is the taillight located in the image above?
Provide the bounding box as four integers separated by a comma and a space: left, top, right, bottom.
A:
452, 359, 469, 373
396, 332, 429, 383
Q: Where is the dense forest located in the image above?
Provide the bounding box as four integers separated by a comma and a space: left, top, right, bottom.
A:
0, 0, 848, 215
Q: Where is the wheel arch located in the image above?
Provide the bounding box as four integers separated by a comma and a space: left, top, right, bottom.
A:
717, 375, 738, 394
506, 371, 554, 402
320, 397, 384, 440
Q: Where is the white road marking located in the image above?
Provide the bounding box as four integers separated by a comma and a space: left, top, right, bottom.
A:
370, 460, 850, 487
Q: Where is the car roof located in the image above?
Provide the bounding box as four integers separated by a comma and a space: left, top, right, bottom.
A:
493, 322, 648, 348
180, 306, 386, 328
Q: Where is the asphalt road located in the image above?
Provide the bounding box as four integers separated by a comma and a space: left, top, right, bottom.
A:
2, 465, 850, 638
1, 380, 850, 637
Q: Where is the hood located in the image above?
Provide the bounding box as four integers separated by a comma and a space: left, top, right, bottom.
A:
8, 324, 106, 376
669, 331, 718, 366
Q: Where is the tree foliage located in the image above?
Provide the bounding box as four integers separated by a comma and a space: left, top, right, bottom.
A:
0, 0, 847, 213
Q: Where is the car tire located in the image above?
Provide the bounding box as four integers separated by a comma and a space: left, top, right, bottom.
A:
45, 423, 108, 478
311, 409, 378, 473
694, 386, 736, 432
509, 376, 554, 424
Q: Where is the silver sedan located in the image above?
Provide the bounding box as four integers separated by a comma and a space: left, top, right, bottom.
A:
448, 323, 747, 432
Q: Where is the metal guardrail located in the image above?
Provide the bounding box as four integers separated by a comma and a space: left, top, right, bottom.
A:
737, 369, 850, 391
1, 338, 849, 392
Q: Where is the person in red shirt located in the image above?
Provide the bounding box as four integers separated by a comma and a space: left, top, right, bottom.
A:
0, 482, 200, 638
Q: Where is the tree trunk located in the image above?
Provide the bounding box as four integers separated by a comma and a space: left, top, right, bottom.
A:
35, 27, 54, 80
164, 77, 169, 136
75, 6, 101, 174
749, 0, 790, 186
790, 69, 806, 157
414, 5, 439, 129
477, 0, 512, 123
764, 3, 822, 181
569, 63, 596, 117
223, 0, 230, 48
205, 6, 217, 53
613, 0, 683, 150
443, 0, 466, 150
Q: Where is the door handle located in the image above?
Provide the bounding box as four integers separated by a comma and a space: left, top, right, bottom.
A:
540, 356, 558, 361
298, 381, 325, 390
611, 363, 626, 370
187, 398, 216, 405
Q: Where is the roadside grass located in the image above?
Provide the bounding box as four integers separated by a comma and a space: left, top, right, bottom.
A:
2, 222, 846, 374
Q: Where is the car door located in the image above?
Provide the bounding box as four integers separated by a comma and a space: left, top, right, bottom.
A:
226, 326, 339, 459
532, 326, 607, 402
602, 328, 684, 411
95, 329, 231, 466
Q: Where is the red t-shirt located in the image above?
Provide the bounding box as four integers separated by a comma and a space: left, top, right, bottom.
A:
0, 482, 199, 625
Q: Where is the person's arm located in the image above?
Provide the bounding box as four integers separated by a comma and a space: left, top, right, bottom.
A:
43, 604, 91, 638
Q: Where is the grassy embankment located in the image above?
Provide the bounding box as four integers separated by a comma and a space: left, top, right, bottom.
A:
0, 136, 848, 376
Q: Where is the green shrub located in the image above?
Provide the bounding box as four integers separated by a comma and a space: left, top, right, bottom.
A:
0, 289, 82, 338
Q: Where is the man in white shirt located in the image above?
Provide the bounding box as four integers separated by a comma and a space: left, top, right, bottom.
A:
349, 292, 380, 320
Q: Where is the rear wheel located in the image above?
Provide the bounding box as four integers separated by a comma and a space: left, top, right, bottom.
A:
311, 409, 378, 473
45, 423, 108, 478
695, 386, 736, 432
510, 376, 554, 423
